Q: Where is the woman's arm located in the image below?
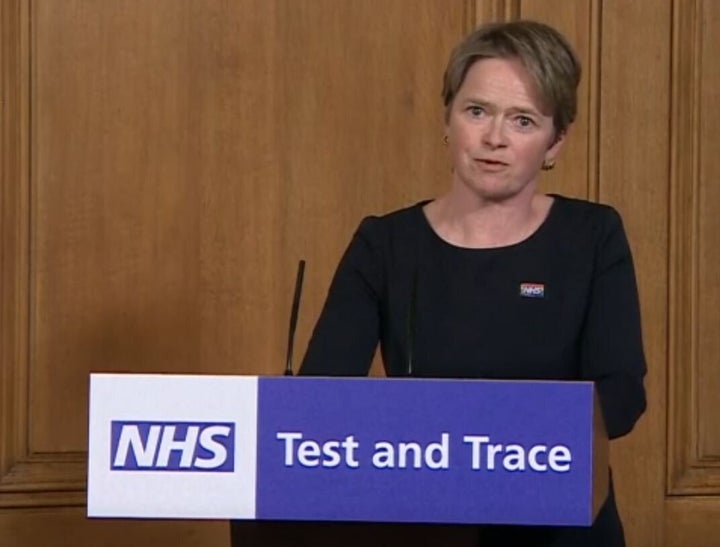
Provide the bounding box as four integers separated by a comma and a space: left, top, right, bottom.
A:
580, 208, 647, 439
299, 218, 384, 376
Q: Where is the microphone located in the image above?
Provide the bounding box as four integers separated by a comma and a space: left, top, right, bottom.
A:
407, 270, 418, 377
284, 259, 306, 376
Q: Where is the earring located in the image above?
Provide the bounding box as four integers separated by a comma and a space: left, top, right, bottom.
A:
443, 135, 449, 146
541, 159, 555, 171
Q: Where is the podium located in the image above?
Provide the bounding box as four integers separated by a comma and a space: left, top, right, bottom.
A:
87, 374, 608, 528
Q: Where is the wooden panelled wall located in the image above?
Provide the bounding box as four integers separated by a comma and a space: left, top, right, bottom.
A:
1, 1, 718, 545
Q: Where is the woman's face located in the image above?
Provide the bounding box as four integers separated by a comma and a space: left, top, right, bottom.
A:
445, 57, 564, 203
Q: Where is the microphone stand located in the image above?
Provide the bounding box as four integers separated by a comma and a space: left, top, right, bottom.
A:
284, 259, 306, 376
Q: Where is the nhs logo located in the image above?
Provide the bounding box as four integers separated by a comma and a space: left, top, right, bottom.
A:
89, 374, 258, 519
111, 421, 235, 472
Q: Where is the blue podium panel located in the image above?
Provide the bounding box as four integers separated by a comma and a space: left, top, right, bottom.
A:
255, 377, 598, 526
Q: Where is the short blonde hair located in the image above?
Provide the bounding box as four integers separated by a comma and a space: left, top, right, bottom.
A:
442, 21, 581, 135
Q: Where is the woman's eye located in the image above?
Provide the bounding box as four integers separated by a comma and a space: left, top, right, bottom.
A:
516, 116, 535, 128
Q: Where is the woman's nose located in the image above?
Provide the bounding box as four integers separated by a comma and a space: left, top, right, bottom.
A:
482, 117, 506, 148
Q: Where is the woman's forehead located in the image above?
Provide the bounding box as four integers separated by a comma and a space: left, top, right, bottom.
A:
456, 58, 551, 116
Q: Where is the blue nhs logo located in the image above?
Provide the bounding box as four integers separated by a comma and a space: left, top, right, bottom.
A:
111, 421, 235, 472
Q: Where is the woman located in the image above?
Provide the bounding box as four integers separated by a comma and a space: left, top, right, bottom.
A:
300, 20, 646, 546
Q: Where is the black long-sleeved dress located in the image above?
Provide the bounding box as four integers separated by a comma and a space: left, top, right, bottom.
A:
300, 195, 647, 546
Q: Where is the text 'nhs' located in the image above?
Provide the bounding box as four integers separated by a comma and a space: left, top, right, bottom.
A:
110, 421, 235, 472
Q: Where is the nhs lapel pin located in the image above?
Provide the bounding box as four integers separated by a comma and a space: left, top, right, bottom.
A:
519, 282, 545, 299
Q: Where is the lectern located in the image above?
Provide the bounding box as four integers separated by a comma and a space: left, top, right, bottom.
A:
87, 374, 608, 530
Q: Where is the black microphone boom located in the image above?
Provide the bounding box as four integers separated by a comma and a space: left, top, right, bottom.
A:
284, 259, 306, 376
407, 269, 417, 377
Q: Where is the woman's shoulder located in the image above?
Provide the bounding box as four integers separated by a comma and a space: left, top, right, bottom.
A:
552, 193, 620, 216
355, 200, 430, 237
550, 194, 625, 236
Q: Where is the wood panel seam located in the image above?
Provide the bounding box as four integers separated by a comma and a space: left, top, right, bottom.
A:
588, 0, 602, 202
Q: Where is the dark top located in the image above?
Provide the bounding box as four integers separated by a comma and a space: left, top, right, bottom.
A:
299, 195, 646, 546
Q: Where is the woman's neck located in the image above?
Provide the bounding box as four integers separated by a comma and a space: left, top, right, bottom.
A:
423, 189, 553, 249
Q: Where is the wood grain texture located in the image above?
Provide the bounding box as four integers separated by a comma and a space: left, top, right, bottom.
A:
0, 508, 228, 547
695, 0, 720, 466
668, 0, 720, 497
0, 0, 47, 507
475, 0, 520, 23
599, 2, 671, 546
666, 497, 720, 547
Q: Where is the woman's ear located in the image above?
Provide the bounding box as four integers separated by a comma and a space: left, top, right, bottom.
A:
545, 130, 566, 163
